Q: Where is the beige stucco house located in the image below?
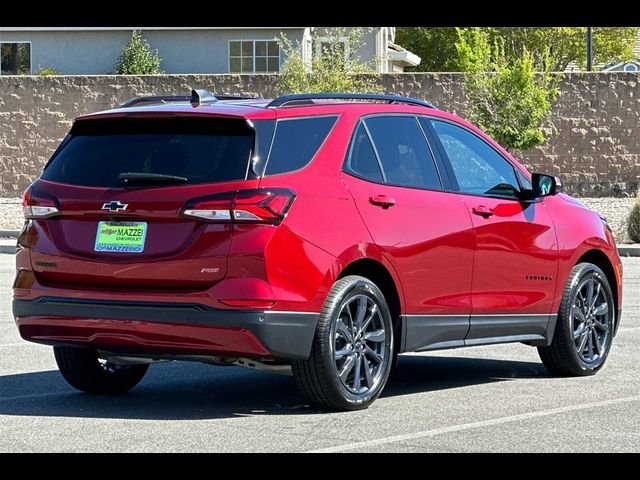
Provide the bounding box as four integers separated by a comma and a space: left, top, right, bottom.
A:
0, 27, 420, 75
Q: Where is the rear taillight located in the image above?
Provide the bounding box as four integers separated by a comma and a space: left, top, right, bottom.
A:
22, 187, 61, 219
183, 188, 295, 225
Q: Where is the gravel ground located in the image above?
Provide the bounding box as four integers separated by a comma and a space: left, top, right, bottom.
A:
1, 195, 638, 242
0, 199, 22, 232
580, 197, 638, 244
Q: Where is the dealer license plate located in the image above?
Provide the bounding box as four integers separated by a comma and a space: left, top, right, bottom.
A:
94, 221, 147, 253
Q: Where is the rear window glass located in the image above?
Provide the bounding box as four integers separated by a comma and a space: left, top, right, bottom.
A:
264, 116, 338, 176
41, 117, 254, 187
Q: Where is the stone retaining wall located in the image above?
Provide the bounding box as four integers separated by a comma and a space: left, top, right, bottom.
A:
1, 73, 638, 196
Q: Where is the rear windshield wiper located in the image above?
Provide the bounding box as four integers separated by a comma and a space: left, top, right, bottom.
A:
118, 172, 188, 184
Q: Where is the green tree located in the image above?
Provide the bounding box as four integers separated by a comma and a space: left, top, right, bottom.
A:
115, 31, 163, 75
277, 27, 382, 94
398, 27, 639, 72
456, 28, 559, 151
494, 27, 638, 71
396, 27, 462, 71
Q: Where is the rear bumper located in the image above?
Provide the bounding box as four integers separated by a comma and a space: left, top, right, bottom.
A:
13, 297, 319, 360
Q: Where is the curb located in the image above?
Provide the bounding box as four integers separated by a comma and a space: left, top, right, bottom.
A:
618, 245, 640, 257
0, 230, 20, 239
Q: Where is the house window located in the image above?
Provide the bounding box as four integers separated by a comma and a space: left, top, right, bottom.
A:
316, 37, 348, 62
229, 40, 280, 73
1, 42, 31, 75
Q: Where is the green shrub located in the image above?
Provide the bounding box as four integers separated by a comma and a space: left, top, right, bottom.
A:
36, 67, 61, 76
628, 196, 640, 243
115, 31, 163, 75
277, 27, 382, 95
456, 28, 559, 151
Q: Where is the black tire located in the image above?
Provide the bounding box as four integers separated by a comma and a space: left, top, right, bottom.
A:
292, 275, 394, 411
538, 263, 616, 376
54, 347, 149, 394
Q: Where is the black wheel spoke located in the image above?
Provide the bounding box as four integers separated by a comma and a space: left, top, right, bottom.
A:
585, 280, 595, 309
337, 318, 353, 343
363, 356, 374, 387
335, 345, 354, 360
573, 323, 587, 340
364, 344, 383, 364
593, 330, 603, 355
364, 329, 386, 343
354, 297, 367, 333
592, 302, 608, 316
339, 355, 356, 381
352, 355, 362, 391
358, 305, 377, 338
593, 319, 608, 332
577, 330, 589, 353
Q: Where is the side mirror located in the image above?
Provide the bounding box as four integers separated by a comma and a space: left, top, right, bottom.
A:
532, 173, 562, 197
519, 173, 562, 200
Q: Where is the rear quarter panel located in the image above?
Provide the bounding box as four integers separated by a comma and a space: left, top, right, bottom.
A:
257, 111, 406, 312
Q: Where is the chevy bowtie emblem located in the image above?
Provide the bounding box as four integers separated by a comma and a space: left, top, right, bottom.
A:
102, 201, 128, 212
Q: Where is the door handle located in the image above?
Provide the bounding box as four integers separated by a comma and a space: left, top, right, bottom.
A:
472, 205, 494, 218
369, 195, 396, 209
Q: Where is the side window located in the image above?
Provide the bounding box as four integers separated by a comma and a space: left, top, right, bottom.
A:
265, 116, 337, 176
364, 116, 441, 189
347, 123, 383, 183
431, 120, 520, 199
516, 169, 532, 190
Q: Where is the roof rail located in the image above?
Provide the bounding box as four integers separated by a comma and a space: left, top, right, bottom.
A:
266, 93, 436, 109
119, 95, 191, 108
119, 89, 256, 108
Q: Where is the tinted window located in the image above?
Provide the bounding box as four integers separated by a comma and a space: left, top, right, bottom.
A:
365, 116, 441, 189
42, 117, 253, 187
516, 169, 532, 190
432, 120, 520, 198
265, 116, 337, 176
348, 123, 383, 183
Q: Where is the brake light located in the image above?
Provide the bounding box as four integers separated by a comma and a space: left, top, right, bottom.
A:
183, 188, 295, 225
22, 187, 61, 219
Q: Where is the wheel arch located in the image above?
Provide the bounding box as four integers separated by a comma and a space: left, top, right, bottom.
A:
337, 257, 404, 353
575, 249, 620, 333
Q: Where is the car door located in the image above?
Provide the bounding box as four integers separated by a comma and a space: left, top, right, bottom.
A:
427, 119, 559, 344
341, 115, 475, 351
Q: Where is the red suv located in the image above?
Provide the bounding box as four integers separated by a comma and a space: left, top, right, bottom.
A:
13, 90, 623, 410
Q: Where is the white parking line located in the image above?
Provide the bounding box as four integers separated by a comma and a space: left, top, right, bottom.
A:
0, 342, 39, 347
308, 395, 640, 453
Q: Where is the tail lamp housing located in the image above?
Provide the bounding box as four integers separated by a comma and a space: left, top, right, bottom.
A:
182, 188, 295, 225
22, 187, 61, 219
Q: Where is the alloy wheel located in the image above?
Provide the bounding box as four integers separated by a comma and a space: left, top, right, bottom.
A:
332, 294, 388, 394
571, 275, 613, 364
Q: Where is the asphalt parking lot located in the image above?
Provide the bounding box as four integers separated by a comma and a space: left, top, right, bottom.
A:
1, 253, 638, 452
